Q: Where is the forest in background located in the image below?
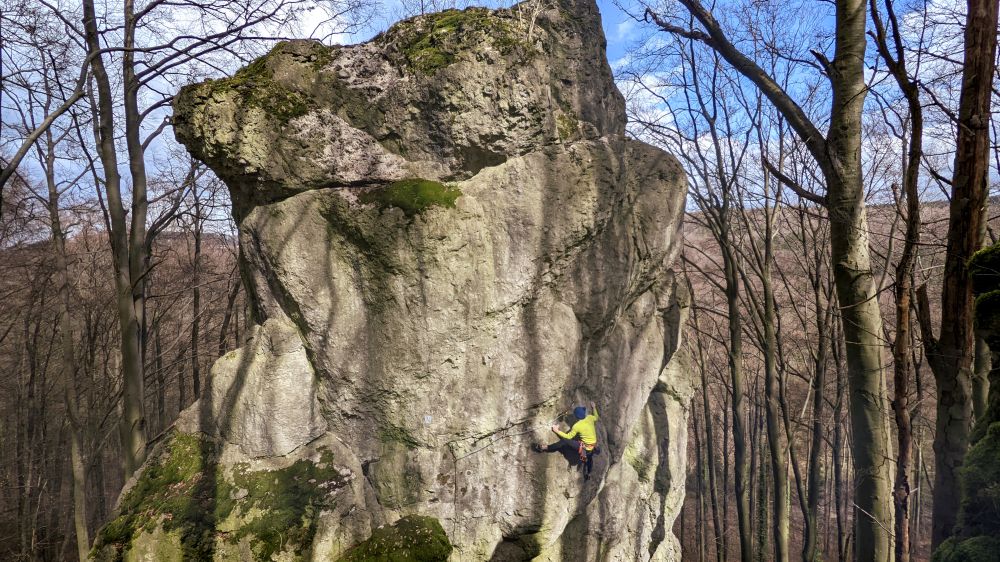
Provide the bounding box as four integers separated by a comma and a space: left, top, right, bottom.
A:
617, 0, 1000, 559
1, 0, 998, 560
676, 201, 986, 561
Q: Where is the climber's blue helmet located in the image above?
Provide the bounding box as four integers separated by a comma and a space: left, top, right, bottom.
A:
574, 406, 587, 420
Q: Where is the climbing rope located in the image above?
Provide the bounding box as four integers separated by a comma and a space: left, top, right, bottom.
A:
447, 409, 570, 538
452, 409, 569, 462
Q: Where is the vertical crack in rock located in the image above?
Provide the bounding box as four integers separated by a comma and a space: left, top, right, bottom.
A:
94, 0, 691, 560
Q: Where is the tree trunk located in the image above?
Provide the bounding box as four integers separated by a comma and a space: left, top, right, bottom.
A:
702, 355, 725, 562
868, 3, 926, 555
754, 407, 769, 562
178, 346, 187, 414
722, 229, 754, 562
803, 274, 829, 562
891, 272, 915, 562
689, 285, 726, 562
218, 272, 241, 356
695, 411, 708, 562
650, 0, 895, 556
722, 391, 731, 560
912, 339, 927, 545
69, 429, 88, 562
827, 171, 894, 562
154, 326, 165, 434
761, 187, 789, 562
832, 318, 848, 562
190, 190, 202, 399
925, 0, 998, 547
123, 0, 152, 474
825, 5, 895, 547
82, 0, 147, 479
40, 102, 90, 562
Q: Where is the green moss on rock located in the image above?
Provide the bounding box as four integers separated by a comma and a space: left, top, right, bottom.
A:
956, 423, 1000, 537
91, 433, 215, 560
933, 240, 1000, 562
932, 535, 1000, 562
387, 8, 525, 74
92, 433, 348, 562
123, 526, 184, 562
970, 243, 1000, 296
191, 41, 334, 123
361, 179, 461, 216
335, 515, 452, 561
215, 449, 346, 560
624, 443, 651, 482
379, 423, 421, 449
556, 111, 577, 141
975, 291, 1000, 345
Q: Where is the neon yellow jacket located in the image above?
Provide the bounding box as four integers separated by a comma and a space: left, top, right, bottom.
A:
556, 408, 599, 447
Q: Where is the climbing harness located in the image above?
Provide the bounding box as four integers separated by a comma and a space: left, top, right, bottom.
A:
577, 440, 596, 463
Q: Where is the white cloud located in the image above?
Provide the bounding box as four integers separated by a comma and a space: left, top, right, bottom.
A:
293, 5, 356, 43
615, 19, 636, 41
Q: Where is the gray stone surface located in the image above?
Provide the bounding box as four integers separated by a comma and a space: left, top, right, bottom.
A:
156, 0, 690, 559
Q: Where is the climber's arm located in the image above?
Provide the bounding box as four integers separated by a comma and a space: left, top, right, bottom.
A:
553, 423, 578, 440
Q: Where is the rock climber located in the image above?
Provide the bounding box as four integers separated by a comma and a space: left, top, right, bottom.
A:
533, 402, 600, 478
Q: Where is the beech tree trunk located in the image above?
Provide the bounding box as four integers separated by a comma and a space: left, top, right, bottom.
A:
803, 212, 832, 562
832, 317, 849, 562
869, 3, 924, 557
82, 0, 147, 479
41, 120, 90, 562
190, 189, 203, 399
690, 288, 725, 562
218, 274, 241, 356
824, 9, 895, 551
723, 229, 754, 562
648, 0, 895, 556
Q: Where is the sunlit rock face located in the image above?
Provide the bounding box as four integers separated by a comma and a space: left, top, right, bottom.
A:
93, 0, 691, 560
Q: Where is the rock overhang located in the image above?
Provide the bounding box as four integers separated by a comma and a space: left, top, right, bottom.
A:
173, 0, 626, 213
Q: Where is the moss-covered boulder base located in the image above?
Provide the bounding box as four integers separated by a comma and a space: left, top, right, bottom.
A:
92, 434, 356, 561
127, 0, 691, 559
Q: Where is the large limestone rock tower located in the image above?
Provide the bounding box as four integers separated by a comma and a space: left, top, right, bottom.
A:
92, 0, 691, 560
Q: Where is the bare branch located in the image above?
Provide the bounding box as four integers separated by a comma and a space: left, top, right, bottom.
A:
762, 157, 826, 206
647, 0, 828, 167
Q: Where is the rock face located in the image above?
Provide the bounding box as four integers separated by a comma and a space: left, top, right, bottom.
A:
93, 0, 690, 560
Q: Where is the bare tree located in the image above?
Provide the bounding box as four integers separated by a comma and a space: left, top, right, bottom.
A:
644, 1, 895, 557
867, 0, 926, 558
915, 0, 999, 547
3, 9, 93, 558
659, 39, 756, 557
72, 0, 368, 480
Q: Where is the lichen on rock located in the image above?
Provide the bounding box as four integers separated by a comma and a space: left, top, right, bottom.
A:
384, 7, 529, 74
141, 0, 692, 559
335, 515, 453, 561
91, 433, 351, 562
91, 433, 214, 560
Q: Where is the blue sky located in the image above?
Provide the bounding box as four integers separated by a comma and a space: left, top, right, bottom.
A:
596, 0, 638, 65
326, 0, 642, 65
